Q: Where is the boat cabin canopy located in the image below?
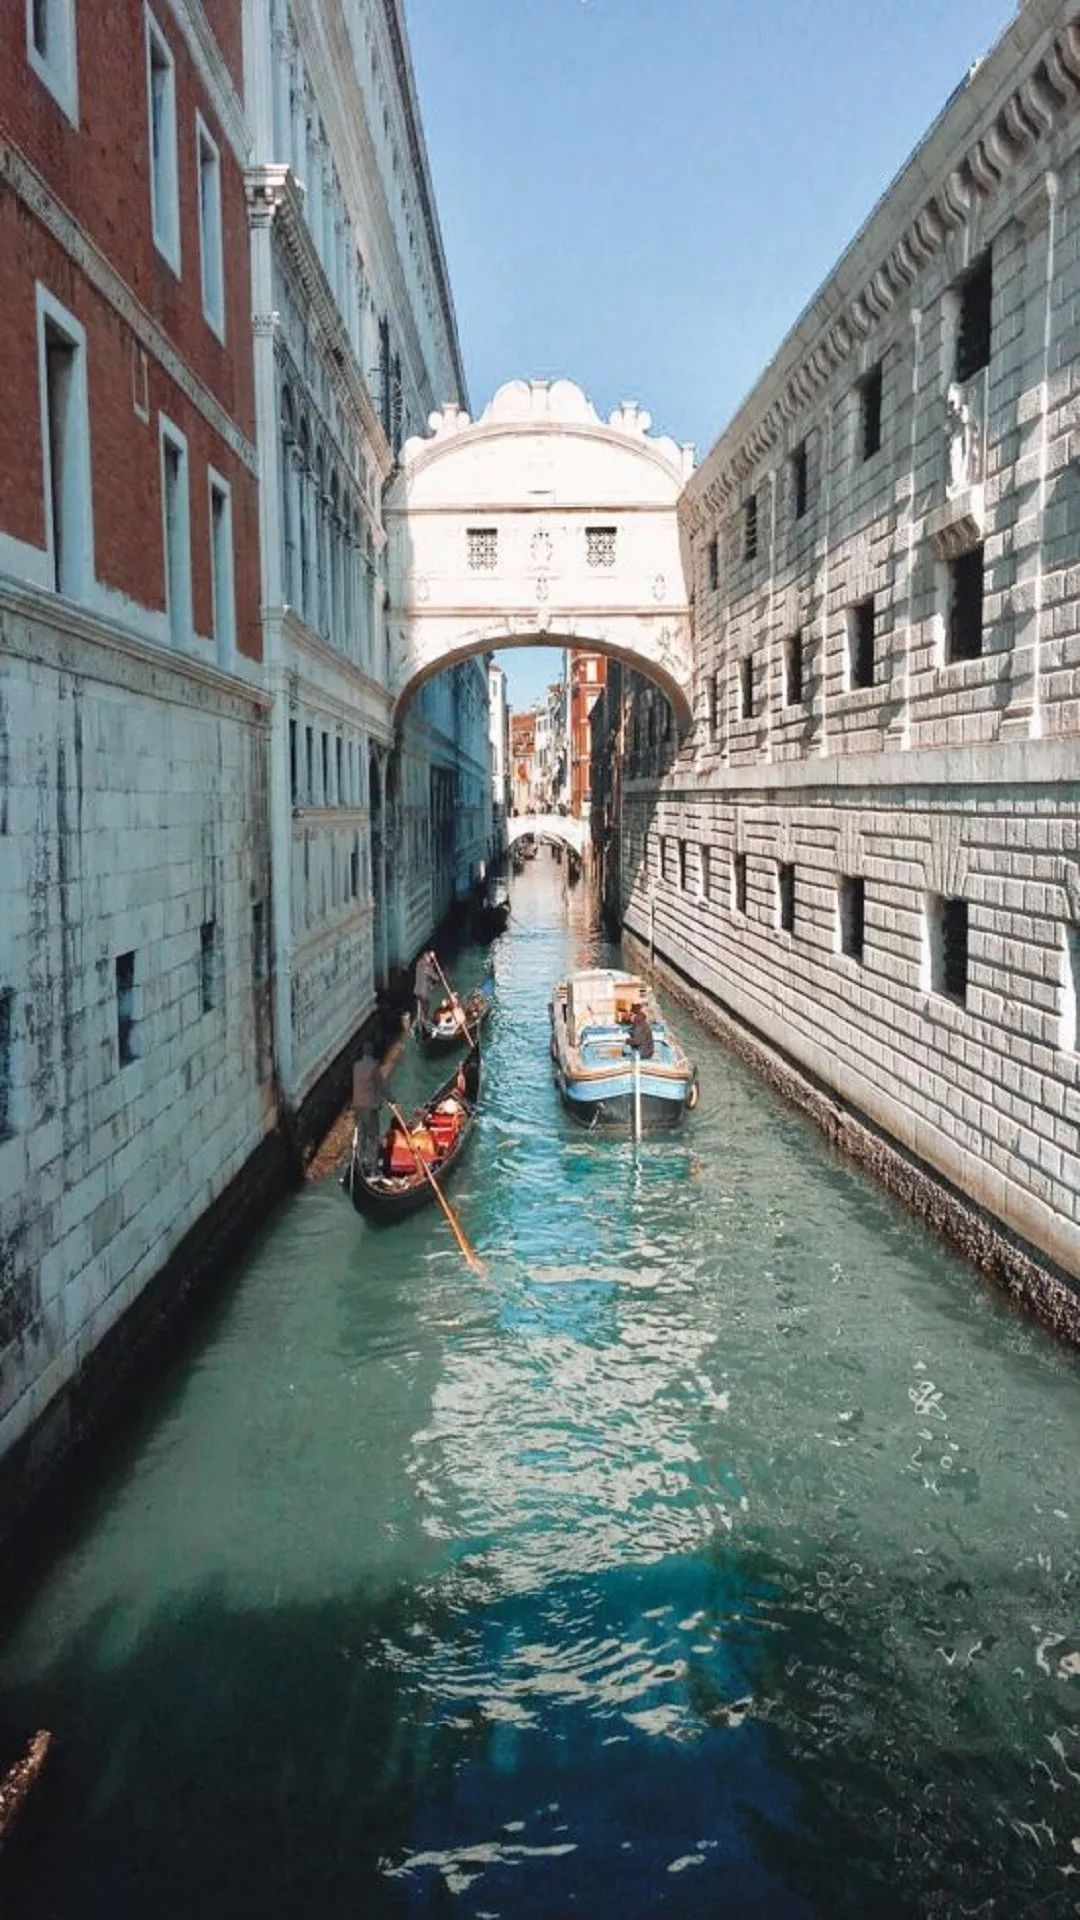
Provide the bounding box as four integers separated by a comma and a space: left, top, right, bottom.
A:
566, 971, 644, 1047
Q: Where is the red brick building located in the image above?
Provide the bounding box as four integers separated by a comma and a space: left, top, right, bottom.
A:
568, 648, 606, 816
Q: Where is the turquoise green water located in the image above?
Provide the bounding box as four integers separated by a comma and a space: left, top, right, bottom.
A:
2, 855, 1079, 1917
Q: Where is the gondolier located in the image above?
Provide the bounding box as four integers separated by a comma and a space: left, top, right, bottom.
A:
413, 949, 437, 1026
352, 1038, 387, 1167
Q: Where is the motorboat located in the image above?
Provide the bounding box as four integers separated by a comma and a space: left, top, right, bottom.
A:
549, 969, 698, 1132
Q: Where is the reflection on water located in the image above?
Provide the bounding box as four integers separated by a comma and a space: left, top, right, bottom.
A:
2, 856, 1079, 1918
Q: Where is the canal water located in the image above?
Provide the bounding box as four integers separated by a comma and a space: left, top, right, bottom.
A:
2, 855, 1079, 1918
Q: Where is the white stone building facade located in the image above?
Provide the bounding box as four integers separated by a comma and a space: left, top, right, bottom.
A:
612, 0, 1080, 1297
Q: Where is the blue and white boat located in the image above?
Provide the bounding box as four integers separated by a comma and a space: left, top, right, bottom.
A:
549, 969, 699, 1133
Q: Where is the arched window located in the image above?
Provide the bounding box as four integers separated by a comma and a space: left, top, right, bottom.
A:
328, 469, 340, 644
280, 384, 296, 606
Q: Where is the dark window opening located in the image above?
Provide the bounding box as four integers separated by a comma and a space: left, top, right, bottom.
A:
743, 493, 758, 562
850, 597, 875, 689
792, 441, 808, 520
706, 671, 718, 740
930, 895, 969, 1004
955, 252, 992, 383
321, 731, 329, 802
116, 951, 137, 1067
860, 363, 883, 461
44, 320, 77, 595
840, 875, 865, 961
701, 846, 712, 901
783, 632, 803, 708
677, 839, 687, 891
0, 989, 13, 1140
289, 719, 298, 807
733, 851, 748, 916
378, 316, 392, 440
32, 0, 49, 58
304, 725, 314, 801
947, 546, 984, 662
707, 535, 719, 591
350, 837, 360, 898
739, 654, 754, 720
251, 901, 268, 983
335, 736, 343, 804
200, 919, 218, 1013
778, 861, 795, 935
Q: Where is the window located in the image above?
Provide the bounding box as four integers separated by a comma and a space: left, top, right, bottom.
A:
304, 724, 314, 801
706, 671, 718, 740
946, 546, 984, 663
27, 0, 78, 123
252, 901, 268, 984
467, 527, 497, 571
0, 989, 13, 1141
700, 845, 712, 901
586, 526, 617, 568
928, 895, 968, 1004
732, 850, 747, 916
955, 252, 992, 382
777, 861, 795, 935
146, 10, 180, 272
37, 290, 92, 600
336, 736, 344, 804
677, 839, 687, 891
196, 114, 224, 337
200, 919, 218, 1013
116, 951, 138, 1066
782, 632, 803, 708
707, 535, 719, 591
1062, 925, 1079, 1053
159, 418, 191, 642
739, 653, 754, 720
743, 493, 758, 561
792, 441, 808, 520
208, 471, 234, 665
350, 836, 360, 899
849, 597, 875, 689
289, 719, 298, 806
859, 363, 883, 461
839, 875, 865, 961
321, 730, 329, 802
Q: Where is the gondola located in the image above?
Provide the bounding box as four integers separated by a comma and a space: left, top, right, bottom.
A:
415, 979, 494, 1056
347, 1045, 481, 1221
472, 886, 511, 942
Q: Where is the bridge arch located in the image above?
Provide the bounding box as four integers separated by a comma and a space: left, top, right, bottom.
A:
384, 379, 694, 726
507, 814, 586, 856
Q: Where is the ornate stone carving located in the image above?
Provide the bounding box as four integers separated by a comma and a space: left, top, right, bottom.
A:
945, 380, 983, 496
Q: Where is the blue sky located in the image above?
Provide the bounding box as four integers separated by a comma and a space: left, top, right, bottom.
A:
406, 0, 1014, 709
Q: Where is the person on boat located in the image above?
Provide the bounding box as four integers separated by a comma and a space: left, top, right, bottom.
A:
414, 950, 437, 1026
627, 1002, 654, 1060
352, 1039, 387, 1166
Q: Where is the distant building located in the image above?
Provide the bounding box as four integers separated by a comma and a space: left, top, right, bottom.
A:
568, 650, 606, 816
510, 710, 537, 813
488, 662, 511, 861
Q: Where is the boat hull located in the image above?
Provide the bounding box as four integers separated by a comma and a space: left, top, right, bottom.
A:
553, 1069, 691, 1132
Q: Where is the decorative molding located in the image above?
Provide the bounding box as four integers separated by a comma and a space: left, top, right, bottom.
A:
2, 139, 258, 476
927, 485, 986, 559
924, 816, 968, 898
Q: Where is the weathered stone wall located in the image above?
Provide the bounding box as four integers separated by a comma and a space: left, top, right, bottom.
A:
0, 591, 274, 1467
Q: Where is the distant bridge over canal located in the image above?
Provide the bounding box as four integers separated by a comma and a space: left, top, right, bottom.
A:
507, 815, 586, 856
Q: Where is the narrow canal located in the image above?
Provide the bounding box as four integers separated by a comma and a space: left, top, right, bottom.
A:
2, 856, 1079, 1918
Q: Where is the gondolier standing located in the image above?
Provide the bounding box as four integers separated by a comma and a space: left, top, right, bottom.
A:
352, 1039, 387, 1168
414, 949, 437, 1027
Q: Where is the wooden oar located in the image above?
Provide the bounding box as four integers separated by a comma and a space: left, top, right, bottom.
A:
385, 1097, 485, 1275
429, 953, 479, 1045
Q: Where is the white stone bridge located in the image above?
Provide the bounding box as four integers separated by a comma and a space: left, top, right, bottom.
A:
385, 379, 694, 726
507, 814, 586, 856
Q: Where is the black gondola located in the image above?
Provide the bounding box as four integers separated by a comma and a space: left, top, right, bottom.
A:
347, 1046, 481, 1221
472, 896, 511, 942
415, 982, 494, 1056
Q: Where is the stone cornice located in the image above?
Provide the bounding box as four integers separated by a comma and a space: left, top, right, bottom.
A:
647, 732, 1080, 794
684, 0, 1080, 529
3, 137, 258, 476
246, 164, 394, 482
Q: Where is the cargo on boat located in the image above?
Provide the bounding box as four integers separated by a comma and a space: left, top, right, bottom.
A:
549, 969, 698, 1132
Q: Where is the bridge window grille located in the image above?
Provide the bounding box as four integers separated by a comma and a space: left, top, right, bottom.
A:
792, 441, 808, 520
732, 850, 747, 916
782, 632, 803, 708
928, 894, 968, 1004
739, 653, 754, 720
743, 493, 758, 561
586, 526, 616, 568
467, 527, 498, 571
777, 861, 795, 935
839, 875, 865, 961
859, 362, 883, 460
955, 251, 992, 382
849, 596, 875, 688
946, 546, 984, 662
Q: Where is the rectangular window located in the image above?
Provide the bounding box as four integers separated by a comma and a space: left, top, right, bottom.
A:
27, 0, 78, 122
146, 9, 180, 272
0, 989, 13, 1141
777, 861, 795, 935
732, 850, 747, 917
200, 919, 218, 1013
677, 839, 687, 891
839, 875, 865, 961
859, 362, 883, 461
707, 534, 719, 591
1061, 924, 1079, 1053
849, 596, 875, 689
743, 493, 758, 562
160, 418, 191, 642
321, 731, 329, 803
782, 632, 803, 708
946, 546, 984, 663
195, 113, 224, 337
350, 836, 360, 899
289, 719, 298, 807
792, 440, 808, 520
336, 736, 343, 804
955, 252, 992, 382
116, 951, 137, 1067
305, 724, 314, 801
208, 470, 234, 665
700, 845, 712, 901
38, 292, 92, 600
251, 900, 268, 984
739, 653, 754, 720
928, 895, 969, 1004
467, 527, 498, 571
706, 671, 718, 740
586, 526, 617, 568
